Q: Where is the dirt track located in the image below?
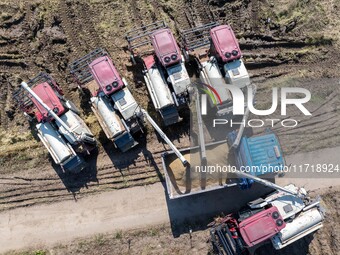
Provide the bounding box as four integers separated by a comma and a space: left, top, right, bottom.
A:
1, 146, 340, 255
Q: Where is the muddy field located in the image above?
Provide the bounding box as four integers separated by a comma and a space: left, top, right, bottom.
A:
0, 0, 340, 254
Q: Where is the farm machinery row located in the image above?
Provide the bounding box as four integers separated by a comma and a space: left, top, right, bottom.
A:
12, 20, 325, 253
125, 21, 254, 124
13, 20, 253, 172
14, 46, 188, 173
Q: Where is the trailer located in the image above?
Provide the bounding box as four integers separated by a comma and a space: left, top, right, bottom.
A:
209, 174, 324, 254
13, 73, 96, 173
126, 21, 191, 126
69, 48, 143, 152
181, 22, 254, 116
161, 130, 285, 199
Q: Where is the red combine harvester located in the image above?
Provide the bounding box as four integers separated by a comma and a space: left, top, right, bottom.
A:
126, 21, 191, 126
13, 73, 96, 173
69, 48, 143, 152
70, 49, 188, 163
210, 171, 325, 255
181, 22, 254, 116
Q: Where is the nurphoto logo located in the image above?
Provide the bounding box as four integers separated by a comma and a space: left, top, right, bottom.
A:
200, 84, 312, 128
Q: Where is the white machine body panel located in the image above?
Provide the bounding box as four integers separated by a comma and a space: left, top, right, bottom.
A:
57, 110, 93, 144
269, 194, 305, 220
223, 59, 250, 89
145, 66, 174, 110
111, 87, 139, 121
200, 58, 232, 105
36, 122, 74, 164
90, 96, 125, 139
271, 207, 324, 249
166, 61, 190, 95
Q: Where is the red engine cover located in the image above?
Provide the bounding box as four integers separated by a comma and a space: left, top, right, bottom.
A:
30, 82, 65, 122
150, 28, 181, 67
89, 56, 124, 96
143, 55, 156, 71
239, 206, 286, 247
210, 25, 242, 63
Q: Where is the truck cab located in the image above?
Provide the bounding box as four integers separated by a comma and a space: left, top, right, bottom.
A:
228, 131, 285, 189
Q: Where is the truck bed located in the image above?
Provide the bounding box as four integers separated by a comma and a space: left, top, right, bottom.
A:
162, 140, 238, 199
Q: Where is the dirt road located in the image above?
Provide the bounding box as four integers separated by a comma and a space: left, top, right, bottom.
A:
1, 146, 340, 254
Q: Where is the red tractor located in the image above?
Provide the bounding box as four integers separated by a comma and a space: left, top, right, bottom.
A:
126, 21, 191, 126
70, 48, 143, 152
13, 73, 96, 173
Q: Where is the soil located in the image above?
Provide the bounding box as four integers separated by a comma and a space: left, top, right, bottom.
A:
2, 185, 340, 255
0, 0, 339, 209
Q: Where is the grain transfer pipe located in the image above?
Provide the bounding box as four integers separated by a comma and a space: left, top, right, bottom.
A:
21, 82, 78, 140
233, 169, 299, 196
141, 109, 188, 166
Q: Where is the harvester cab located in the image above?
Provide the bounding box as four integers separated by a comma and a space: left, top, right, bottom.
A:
181, 22, 253, 116
210, 169, 325, 255
13, 73, 96, 173
126, 21, 191, 126
70, 48, 142, 152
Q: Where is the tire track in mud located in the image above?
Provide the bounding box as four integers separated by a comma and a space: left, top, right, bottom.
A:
170, 0, 215, 33
0, 3, 32, 76
59, 0, 82, 56
251, 0, 260, 32
57, 0, 103, 94
59, 0, 101, 58
0, 140, 192, 210
191, 0, 215, 26
253, 88, 340, 154
76, 2, 102, 50
0, 149, 169, 211
0, 76, 9, 128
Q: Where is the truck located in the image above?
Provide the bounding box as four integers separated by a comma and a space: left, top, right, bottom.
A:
69, 48, 143, 152
13, 73, 96, 173
126, 21, 191, 126
209, 171, 324, 254
181, 22, 254, 116
161, 130, 285, 199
